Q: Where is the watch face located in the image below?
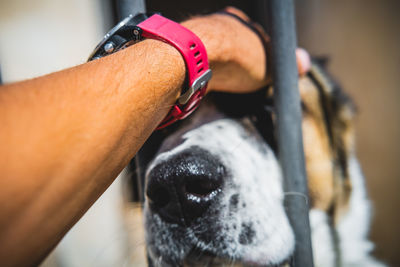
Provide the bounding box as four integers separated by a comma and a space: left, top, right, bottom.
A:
88, 13, 156, 61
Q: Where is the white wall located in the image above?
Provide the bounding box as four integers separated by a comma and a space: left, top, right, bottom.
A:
0, 0, 104, 82
0, 1, 132, 266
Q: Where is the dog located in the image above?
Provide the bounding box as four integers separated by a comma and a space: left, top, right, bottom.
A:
45, 64, 386, 267
135, 63, 386, 267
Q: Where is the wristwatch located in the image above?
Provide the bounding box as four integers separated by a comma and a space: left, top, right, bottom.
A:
88, 13, 212, 129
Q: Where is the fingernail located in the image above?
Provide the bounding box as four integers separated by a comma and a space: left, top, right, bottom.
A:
296, 48, 311, 76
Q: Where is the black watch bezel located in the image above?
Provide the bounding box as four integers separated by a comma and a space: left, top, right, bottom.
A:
88, 13, 156, 61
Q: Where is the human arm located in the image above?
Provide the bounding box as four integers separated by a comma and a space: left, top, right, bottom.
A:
0, 11, 270, 266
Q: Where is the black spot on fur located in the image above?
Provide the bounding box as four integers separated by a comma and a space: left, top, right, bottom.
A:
239, 222, 255, 245
229, 194, 239, 212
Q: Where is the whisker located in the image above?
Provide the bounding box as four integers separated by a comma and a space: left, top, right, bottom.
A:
229, 139, 245, 154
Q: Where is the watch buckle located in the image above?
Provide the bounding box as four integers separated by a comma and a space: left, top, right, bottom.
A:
178, 69, 212, 105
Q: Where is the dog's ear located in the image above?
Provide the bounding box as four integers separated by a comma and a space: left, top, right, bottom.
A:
300, 63, 356, 222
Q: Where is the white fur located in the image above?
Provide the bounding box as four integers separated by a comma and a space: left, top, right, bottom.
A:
145, 118, 294, 266
336, 157, 387, 267
310, 209, 336, 267
45, 119, 386, 267
309, 156, 387, 267
146, 118, 386, 267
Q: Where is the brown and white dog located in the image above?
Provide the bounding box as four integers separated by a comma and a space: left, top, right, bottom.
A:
46, 64, 386, 267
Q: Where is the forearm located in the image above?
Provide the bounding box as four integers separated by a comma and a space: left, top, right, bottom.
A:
0, 39, 185, 265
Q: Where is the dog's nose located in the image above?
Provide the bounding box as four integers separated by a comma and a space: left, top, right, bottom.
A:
146, 147, 225, 225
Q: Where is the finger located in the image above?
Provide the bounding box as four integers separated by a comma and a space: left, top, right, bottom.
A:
250, 21, 271, 42
296, 48, 311, 76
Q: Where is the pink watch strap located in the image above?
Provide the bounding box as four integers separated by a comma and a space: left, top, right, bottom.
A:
137, 14, 211, 129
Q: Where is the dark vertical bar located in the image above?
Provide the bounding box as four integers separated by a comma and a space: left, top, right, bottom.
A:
266, 0, 314, 266
116, 0, 146, 20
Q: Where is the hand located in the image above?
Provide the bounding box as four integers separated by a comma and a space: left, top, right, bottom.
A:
182, 7, 311, 93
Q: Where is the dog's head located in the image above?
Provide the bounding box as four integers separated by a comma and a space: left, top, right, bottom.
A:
136, 65, 355, 266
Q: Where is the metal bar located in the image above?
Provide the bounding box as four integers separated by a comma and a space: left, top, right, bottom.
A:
116, 0, 146, 20
266, 0, 314, 266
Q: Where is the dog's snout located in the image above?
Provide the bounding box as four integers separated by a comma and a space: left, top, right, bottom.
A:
146, 147, 225, 225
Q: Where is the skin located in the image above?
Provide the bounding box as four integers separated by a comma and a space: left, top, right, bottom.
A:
0, 7, 309, 266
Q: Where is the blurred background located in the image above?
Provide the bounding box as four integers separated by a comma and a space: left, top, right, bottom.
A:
0, 0, 399, 266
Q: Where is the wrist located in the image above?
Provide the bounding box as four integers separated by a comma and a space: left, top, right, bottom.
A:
91, 13, 213, 129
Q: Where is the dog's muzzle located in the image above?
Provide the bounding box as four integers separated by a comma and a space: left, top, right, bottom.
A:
146, 146, 225, 225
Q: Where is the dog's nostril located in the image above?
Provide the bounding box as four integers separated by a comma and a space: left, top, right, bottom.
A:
146, 184, 170, 208
185, 178, 219, 198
